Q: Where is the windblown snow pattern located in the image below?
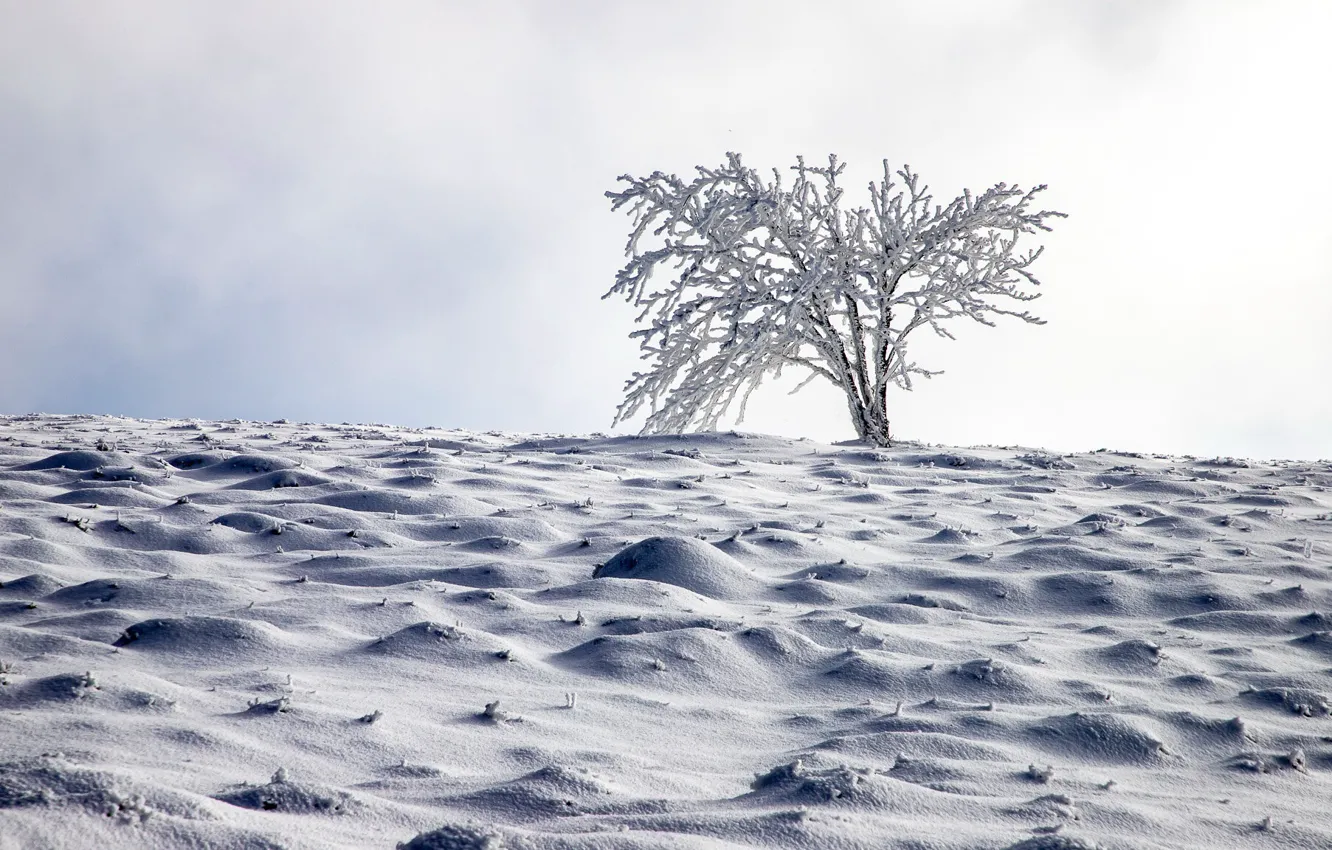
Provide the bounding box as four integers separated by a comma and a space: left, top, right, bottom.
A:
2, 414, 1332, 849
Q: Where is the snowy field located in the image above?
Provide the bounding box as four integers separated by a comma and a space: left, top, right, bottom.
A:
2, 414, 1332, 850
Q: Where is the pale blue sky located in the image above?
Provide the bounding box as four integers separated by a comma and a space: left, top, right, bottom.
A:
2, 1, 1329, 458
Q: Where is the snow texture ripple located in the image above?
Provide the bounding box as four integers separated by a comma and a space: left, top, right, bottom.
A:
1, 415, 1331, 848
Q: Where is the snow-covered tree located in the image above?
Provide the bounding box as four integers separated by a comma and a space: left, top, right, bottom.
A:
604, 153, 1065, 447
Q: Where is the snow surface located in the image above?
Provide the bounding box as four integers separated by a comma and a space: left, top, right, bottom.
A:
2, 414, 1332, 849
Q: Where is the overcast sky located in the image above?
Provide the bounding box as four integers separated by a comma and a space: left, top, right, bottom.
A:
2, 1, 1329, 458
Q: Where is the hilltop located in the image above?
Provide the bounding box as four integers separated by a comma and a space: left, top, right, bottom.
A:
2, 414, 1331, 849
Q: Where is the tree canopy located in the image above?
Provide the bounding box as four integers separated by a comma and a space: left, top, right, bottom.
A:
605, 153, 1065, 446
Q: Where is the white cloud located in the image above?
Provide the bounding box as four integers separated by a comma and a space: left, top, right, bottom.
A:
1, 0, 1328, 456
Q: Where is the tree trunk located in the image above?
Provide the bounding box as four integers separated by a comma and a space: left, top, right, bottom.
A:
845, 393, 892, 447
860, 406, 892, 447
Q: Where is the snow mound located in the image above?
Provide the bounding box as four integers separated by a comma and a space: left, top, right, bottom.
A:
4, 672, 103, 706
365, 621, 511, 665
308, 489, 494, 516
1026, 712, 1170, 764
593, 535, 761, 600
0, 573, 65, 596
214, 774, 357, 814
1006, 838, 1104, 850
397, 824, 503, 850
226, 469, 338, 490
113, 616, 292, 662
14, 450, 134, 472
0, 754, 212, 822
50, 487, 172, 508
209, 454, 300, 475
552, 627, 781, 695
44, 576, 243, 611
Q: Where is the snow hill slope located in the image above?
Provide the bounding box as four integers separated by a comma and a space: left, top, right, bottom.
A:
2, 414, 1332, 849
